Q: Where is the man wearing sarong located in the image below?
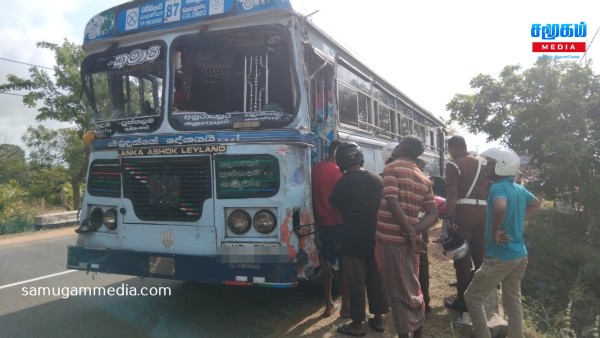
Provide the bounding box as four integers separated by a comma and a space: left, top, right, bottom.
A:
375, 136, 438, 338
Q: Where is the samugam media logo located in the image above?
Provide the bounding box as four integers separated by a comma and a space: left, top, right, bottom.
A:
531, 22, 587, 53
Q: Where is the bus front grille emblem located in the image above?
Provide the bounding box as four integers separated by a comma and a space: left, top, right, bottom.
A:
161, 230, 175, 248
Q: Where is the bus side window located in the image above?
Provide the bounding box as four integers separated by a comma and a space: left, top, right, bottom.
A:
314, 77, 330, 122
308, 65, 334, 123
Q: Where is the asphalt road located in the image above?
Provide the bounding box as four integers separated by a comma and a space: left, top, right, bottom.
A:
0, 227, 337, 338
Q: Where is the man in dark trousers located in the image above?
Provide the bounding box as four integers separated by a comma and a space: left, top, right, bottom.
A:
444, 135, 490, 313
330, 142, 389, 337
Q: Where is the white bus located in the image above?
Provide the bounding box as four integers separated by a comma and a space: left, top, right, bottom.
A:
67, 0, 446, 288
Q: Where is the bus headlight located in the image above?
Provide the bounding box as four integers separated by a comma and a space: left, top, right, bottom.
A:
253, 210, 276, 234
89, 207, 104, 230
103, 208, 118, 230
228, 210, 251, 234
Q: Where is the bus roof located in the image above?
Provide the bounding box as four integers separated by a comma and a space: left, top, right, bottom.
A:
82, 0, 444, 126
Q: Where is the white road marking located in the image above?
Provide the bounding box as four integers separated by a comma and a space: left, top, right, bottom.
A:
0, 270, 77, 290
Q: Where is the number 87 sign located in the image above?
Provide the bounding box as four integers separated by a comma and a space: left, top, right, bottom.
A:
164, 0, 182, 23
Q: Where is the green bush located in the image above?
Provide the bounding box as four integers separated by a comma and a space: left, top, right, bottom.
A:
0, 207, 36, 235
23, 167, 69, 207
0, 181, 38, 235
524, 206, 600, 336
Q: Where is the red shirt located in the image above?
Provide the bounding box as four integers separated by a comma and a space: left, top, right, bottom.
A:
311, 161, 343, 226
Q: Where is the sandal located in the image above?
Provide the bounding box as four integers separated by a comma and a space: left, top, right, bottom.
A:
322, 305, 338, 318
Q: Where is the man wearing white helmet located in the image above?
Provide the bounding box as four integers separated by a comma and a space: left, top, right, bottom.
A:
464, 147, 541, 338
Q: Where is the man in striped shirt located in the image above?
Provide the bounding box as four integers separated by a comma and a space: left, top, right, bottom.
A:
375, 136, 438, 338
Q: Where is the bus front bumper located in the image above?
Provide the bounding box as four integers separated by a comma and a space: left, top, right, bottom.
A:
66, 246, 298, 288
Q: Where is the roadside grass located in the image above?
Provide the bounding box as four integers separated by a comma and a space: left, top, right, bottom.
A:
521, 205, 600, 337
0, 201, 38, 235
0, 203, 70, 235
1, 180, 72, 235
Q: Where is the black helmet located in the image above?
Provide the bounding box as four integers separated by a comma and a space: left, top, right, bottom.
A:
335, 142, 364, 173
441, 233, 469, 260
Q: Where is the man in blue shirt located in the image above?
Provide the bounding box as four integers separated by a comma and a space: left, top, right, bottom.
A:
464, 147, 541, 338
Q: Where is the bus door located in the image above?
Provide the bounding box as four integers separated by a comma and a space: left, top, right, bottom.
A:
305, 45, 336, 165
119, 155, 217, 256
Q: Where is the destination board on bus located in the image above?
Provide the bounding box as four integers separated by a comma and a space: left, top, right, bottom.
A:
117, 0, 235, 33
84, 0, 293, 43
216, 155, 279, 199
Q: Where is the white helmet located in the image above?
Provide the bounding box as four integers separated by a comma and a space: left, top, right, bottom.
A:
481, 147, 520, 176
442, 234, 469, 260
381, 141, 399, 164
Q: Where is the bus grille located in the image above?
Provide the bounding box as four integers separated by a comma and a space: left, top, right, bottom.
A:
122, 157, 212, 222
87, 160, 121, 197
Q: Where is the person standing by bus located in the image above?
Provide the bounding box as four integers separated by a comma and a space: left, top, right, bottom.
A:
415, 157, 432, 316
444, 135, 490, 313
375, 137, 438, 338
330, 142, 388, 336
311, 139, 349, 318
464, 147, 541, 338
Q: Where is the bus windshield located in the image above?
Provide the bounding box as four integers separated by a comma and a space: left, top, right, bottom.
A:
169, 26, 297, 130
81, 41, 166, 134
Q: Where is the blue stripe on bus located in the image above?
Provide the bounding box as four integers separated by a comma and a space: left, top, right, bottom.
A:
92, 130, 315, 150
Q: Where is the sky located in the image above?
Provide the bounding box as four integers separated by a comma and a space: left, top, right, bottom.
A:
1, 0, 599, 155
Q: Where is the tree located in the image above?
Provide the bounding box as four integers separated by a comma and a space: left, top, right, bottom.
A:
0, 144, 26, 183
24, 166, 69, 208
22, 125, 61, 168
58, 128, 88, 209
447, 58, 600, 227
0, 40, 90, 209
21, 125, 86, 209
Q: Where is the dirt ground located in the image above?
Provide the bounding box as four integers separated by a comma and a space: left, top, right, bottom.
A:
278, 221, 474, 338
